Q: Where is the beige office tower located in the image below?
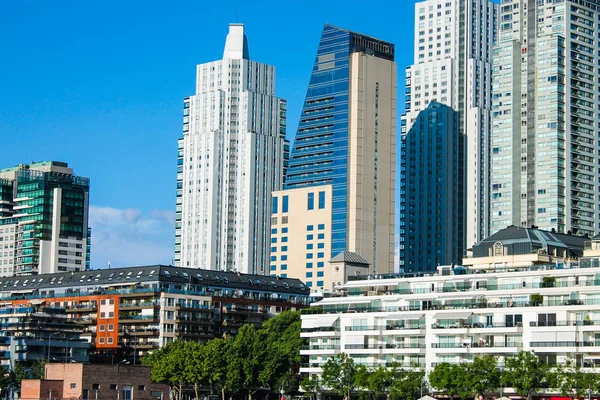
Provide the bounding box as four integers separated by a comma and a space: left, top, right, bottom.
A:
490, 0, 600, 236
270, 25, 396, 294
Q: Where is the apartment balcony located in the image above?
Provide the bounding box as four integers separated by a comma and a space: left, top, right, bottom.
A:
345, 343, 425, 356
432, 342, 523, 354
300, 344, 339, 356
530, 341, 600, 353
119, 301, 157, 310
300, 326, 340, 338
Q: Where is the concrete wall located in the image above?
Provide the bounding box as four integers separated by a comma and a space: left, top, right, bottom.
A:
21, 379, 63, 400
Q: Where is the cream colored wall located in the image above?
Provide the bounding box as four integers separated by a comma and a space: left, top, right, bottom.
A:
347, 52, 396, 274
271, 186, 333, 292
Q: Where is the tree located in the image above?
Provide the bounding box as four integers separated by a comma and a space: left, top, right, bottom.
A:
389, 367, 425, 400
184, 341, 207, 400
554, 359, 598, 400
142, 339, 187, 400
260, 311, 305, 392
203, 337, 233, 400
429, 362, 467, 399
301, 375, 321, 400
321, 353, 358, 400
464, 356, 500, 399
365, 366, 392, 400
31, 360, 46, 380
227, 324, 270, 400
502, 351, 552, 400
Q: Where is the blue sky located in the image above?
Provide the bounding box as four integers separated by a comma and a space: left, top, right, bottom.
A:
0, 0, 416, 269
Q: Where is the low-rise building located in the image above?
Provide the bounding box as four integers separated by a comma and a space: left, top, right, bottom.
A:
0, 304, 89, 368
300, 228, 600, 376
22, 363, 169, 400
0, 265, 309, 363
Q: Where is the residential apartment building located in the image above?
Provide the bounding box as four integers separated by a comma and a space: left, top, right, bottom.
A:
271, 24, 396, 292
175, 24, 288, 274
400, 0, 498, 272
0, 304, 90, 368
490, 0, 600, 236
300, 226, 597, 376
0, 161, 90, 277
0, 265, 309, 364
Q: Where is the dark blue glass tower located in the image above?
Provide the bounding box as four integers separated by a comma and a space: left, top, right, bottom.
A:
399, 102, 465, 273
285, 24, 395, 260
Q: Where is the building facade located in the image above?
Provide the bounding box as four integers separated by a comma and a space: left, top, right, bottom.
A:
22, 363, 169, 400
490, 0, 600, 236
301, 252, 600, 377
400, 0, 498, 272
271, 24, 396, 292
0, 265, 309, 364
401, 102, 463, 272
175, 24, 288, 274
0, 162, 90, 277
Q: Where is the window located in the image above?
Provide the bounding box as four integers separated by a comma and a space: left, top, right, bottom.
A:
318, 191, 326, 209
317, 271, 324, 277
99, 325, 105, 332
281, 246, 288, 252
108, 312, 114, 318
306, 272, 313, 278
317, 243, 324, 249
281, 264, 287, 270
306, 244, 313, 250
99, 338, 105, 344
107, 337, 114, 344
282, 196, 289, 213
306, 263, 313, 269
138, 386, 146, 392
317, 252, 324, 259
270, 265, 277, 271
71, 384, 77, 389
307, 234, 313, 240
317, 281, 324, 287
318, 233, 325, 240
306, 253, 314, 259
110, 385, 118, 391
317, 262, 324, 268
92, 384, 100, 390
307, 225, 314, 231
272, 197, 278, 214
318, 224, 325, 230
307, 193, 314, 210
281, 255, 287, 261
282, 227, 288, 233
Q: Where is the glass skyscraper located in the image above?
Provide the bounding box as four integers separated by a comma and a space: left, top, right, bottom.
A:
271, 25, 396, 291
0, 161, 90, 276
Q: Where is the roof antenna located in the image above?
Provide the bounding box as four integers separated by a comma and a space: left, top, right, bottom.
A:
108, 261, 111, 269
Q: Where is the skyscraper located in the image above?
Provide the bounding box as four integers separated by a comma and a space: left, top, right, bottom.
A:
400, 0, 498, 272
402, 102, 463, 271
490, 0, 600, 237
175, 24, 288, 274
0, 161, 90, 276
270, 24, 396, 292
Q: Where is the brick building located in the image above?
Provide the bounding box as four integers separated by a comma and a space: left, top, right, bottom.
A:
22, 363, 169, 400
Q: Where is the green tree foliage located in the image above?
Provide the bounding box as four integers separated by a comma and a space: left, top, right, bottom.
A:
429, 362, 466, 399
321, 353, 358, 400
464, 356, 501, 398
389, 366, 425, 400
141, 311, 306, 400
301, 375, 321, 400
502, 351, 553, 400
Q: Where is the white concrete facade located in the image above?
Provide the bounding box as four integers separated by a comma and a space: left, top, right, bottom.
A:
301, 262, 600, 375
175, 24, 287, 274
401, 0, 498, 261
490, 0, 600, 237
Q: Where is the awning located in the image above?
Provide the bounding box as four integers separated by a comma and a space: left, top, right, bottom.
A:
314, 315, 339, 327
385, 313, 424, 321
101, 282, 139, 288
346, 298, 373, 305
433, 312, 472, 320
10, 289, 37, 294
30, 299, 46, 305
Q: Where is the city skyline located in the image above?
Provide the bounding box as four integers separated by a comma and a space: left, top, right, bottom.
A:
0, 1, 417, 269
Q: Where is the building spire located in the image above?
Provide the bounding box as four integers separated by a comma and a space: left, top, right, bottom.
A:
223, 23, 250, 60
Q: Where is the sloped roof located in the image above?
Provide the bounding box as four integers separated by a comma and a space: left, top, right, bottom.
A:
329, 251, 370, 265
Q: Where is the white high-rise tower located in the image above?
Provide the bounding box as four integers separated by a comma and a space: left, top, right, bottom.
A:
400, 0, 498, 271
490, 0, 600, 237
175, 24, 288, 274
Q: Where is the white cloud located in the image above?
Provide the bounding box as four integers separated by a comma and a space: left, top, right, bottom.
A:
88, 205, 175, 269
